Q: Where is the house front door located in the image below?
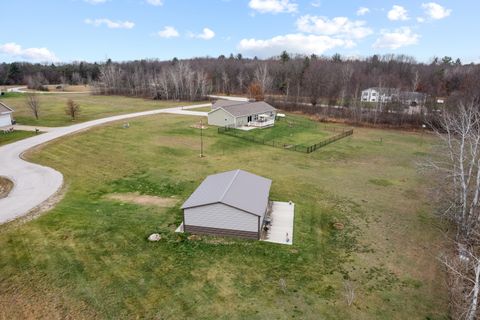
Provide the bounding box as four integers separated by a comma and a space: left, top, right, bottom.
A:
247, 115, 252, 122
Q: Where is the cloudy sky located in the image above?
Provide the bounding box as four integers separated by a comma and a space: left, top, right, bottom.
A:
0, 0, 476, 63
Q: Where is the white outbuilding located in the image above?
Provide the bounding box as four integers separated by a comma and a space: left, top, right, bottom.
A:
181, 169, 272, 239
0, 102, 13, 128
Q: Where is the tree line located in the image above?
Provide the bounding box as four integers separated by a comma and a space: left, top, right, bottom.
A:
1, 53, 480, 126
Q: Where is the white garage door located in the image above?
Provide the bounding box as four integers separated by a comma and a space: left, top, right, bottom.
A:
0, 114, 12, 127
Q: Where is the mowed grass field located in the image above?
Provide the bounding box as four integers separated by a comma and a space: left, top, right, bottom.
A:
222, 114, 346, 147
0, 112, 447, 319
0, 93, 200, 127
0, 130, 37, 146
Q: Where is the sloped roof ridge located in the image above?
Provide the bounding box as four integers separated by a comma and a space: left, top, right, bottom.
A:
218, 169, 240, 202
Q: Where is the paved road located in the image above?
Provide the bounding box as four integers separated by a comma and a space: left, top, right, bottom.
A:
208, 95, 249, 102
14, 125, 57, 132
7, 86, 91, 94
0, 103, 210, 224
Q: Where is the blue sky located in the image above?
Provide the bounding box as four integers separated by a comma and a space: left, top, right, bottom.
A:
0, 0, 477, 63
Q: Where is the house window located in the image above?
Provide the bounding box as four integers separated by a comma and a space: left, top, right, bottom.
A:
371, 92, 377, 96
254, 114, 258, 120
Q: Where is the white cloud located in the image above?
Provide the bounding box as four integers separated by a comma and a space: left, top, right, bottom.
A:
146, 0, 163, 6
373, 27, 420, 50
248, 0, 298, 14
238, 33, 355, 57
0, 42, 58, 62
296, 15, 373, 39
310, 1, 321, 8
356, 7, 370, 16
417, 17, 425, 23
84, 0, 108, 4
157, 26, 179, 38
387, 5, 409, 21
85, 18, 135, 29
422, 2, 451, 20
190, 28, 215, 40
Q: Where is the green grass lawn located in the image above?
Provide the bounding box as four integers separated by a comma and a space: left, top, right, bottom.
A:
0, 93, 201, 127
0, 130, 37, 146
0, 113, 447, 319
224, 114, 344, 147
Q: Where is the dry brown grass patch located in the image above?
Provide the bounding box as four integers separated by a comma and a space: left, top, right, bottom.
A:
105, 192, 178, 207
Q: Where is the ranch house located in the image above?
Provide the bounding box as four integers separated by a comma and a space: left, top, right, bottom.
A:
181, 169, 272, 240
208, 100, 277, 129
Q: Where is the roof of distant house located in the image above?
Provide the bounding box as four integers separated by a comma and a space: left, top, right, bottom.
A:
181, 169, 272, 217
211, 100, 276, 117
0, 102, 13, 115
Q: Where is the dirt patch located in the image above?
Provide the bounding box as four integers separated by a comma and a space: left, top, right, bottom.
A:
105, 192, 178, 207
0, 280, 97, 320
0, 177, 13, 199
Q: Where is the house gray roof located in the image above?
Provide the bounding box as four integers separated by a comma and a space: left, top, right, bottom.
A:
211, 100, 276, 118
181, 169, 272, 217
0, 102, 13, 115
399, 91, 426, 100
212, 100, 246, 109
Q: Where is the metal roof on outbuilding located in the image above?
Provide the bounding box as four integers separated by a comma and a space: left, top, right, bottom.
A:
181, 169, 272, 217
210, 100, 276, 118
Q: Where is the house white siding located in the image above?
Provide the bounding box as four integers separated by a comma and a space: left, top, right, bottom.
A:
361, 88, 396, 103
208, 108, 235, 127
184, 203, 258, 232
0, 114, 12, 127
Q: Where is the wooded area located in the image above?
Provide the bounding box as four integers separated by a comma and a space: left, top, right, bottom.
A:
1, 53, 479, 126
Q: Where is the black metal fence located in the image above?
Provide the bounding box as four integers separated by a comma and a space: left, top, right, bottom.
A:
217, 126, 353, 154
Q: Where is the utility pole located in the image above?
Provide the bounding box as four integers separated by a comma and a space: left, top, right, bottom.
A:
200, 120, 204, 157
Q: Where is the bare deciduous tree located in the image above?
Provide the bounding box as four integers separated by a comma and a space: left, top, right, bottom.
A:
427, 100, 480, 319
25, 93, 40, 120
254, 63, 272, 97
65, 99, 81, 120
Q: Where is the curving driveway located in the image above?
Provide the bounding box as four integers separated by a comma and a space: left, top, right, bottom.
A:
0, 104, 210, 224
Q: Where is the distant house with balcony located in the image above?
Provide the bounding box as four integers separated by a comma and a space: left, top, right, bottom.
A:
208, 100, 277, 129
361, 87, 427, 108
361, 87, 399, 103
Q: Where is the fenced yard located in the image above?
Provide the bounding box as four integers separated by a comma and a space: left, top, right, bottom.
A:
217, 115, 353, 153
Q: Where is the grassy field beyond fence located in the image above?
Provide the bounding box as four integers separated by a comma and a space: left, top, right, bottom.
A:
217, 115, 353, 153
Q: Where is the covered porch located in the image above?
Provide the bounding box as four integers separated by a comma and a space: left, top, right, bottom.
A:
247, 114, 275, 128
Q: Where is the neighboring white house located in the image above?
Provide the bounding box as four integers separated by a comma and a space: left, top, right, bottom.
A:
361, 87, 427, 108
208, 100, 277, 128
361, 87, 399, 103
0, 102, 13, 128
181, 169, 272, 239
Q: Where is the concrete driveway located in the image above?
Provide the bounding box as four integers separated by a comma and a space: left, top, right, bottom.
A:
0, 103, 210, 224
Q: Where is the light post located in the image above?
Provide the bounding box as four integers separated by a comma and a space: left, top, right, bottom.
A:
200, 120, 204, 158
